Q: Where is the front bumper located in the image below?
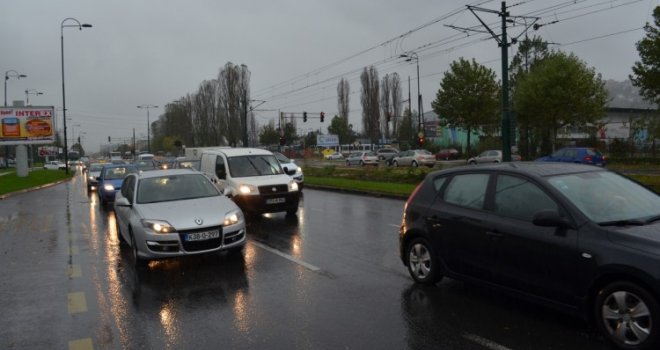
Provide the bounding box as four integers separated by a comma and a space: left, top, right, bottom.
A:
233, 191, 301, 214
136, 225, 246, 259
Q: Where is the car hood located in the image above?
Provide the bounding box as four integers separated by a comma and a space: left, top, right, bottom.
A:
608, 222, 660, 256
136, 196, 240, 231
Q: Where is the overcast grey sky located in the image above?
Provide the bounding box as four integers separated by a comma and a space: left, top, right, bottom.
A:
2, 0, 658, 153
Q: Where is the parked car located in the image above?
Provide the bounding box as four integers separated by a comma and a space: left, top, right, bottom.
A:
86, 162, 105, 191
44, 161, 66, 170
467, 150, 521, 164
114, 169, 246, 267
96, 164, 139, 208
435, 148, 459, 160
172, 157, 201, 171
399, 162, 660, 350
345, 151, 378, 166
535, 147, 606, 166
392, 149, 436, 167
324, 151, 344, 160
376, 148, 399, 161
273, 152, 304, 189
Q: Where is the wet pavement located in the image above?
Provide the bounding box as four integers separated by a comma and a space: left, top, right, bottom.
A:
0, 170, 611, 349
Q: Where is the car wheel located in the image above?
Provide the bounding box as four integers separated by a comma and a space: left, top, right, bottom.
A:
406, 237, 442, 285
594, 281, 660, 350
227, 244, 245, 257
346, 160, 350, 166
412, 161, 418, 168
393, 160, 399, 167
360, 160, 365, 167
494, 160, 500, 163
285, 206, 298, 216
130, 232, 148, 269
468, 160, 476, 165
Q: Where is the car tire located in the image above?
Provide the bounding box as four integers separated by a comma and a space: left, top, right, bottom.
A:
346, 160, 350, 166
406, 237, 442, 285
412, 161, 418, 168
227, 244, 245, 257
393, 160, 399, 167
360, 161, 365, 167
594, 281, 660, 350
285, 206, 298, 216
468, 160, 476, 165
130, 232, 148, 269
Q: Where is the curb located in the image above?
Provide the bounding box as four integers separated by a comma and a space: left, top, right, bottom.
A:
303, 184, 408, 200
0, 176, 74, 200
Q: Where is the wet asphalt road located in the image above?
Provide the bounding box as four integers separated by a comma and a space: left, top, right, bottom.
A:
0, 171, 613, 349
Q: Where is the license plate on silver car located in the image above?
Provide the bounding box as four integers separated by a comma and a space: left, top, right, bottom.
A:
185, 230, 220, 242
266, 197, 285, 204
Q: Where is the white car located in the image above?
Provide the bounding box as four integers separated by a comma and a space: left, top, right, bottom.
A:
345, 151, 378, 166
43, 161, 66, 170
325, 152, 344, 160
114, 169, 246, 267
273, 152, 304, 189
392, 149, 436, 168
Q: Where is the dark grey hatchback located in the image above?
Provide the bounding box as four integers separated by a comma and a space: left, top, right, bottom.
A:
399, 162, 660, 350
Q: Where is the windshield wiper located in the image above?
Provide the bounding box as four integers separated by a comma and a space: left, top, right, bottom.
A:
599, 219, 646, 227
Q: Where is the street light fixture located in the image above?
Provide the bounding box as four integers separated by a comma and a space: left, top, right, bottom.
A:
137, 104, 158, 153
61, 17, 92, 174
400, 52, 423, 134
4, 70, 27, 107
25, 89, 44, 105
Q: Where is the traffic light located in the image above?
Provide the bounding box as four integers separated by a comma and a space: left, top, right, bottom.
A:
320, 111, 325, 122
303, 111, 307, 122
279, 137, 286, 146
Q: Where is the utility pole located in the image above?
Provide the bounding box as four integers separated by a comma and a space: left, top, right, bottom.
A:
447, 1, 538, 162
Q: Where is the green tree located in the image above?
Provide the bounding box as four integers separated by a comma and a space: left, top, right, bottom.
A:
282, 121, 297, 145
631, 6, 660, 106
396, 108, 417, 148
513, 51, 608, 154
327, 114, 352, 144
431, 58, 500, 157
259, 121, 280, 146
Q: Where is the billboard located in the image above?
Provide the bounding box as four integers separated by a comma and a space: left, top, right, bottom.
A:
0, 106, 55, 145
317, 134, 339, 147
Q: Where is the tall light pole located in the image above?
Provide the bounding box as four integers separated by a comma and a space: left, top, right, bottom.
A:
137, 104, 158, 153
25, 89, 43, 105
5, 70, 27, 107
61, 17, 92, 174
400, 52, 422, 134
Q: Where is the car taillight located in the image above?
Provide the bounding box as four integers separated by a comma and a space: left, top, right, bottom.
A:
404, 182, 424, 212
584, 156, 592, 162
602, 155, 606, 161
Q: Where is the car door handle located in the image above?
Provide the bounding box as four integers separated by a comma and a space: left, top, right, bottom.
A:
450, 215, 483, 224
486, 231, 504, 238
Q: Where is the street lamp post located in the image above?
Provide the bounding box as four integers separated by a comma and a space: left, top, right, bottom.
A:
137, 104, 158, 153
400, 52, 422, 134
25, 89, 44, 105
61, 17, 92, 174
4, 70, 27, 107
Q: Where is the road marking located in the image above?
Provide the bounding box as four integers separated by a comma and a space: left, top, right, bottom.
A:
68, 264, 82, 278
69, 246, 79, 255
69, 338, 94, 350
462, 333, 513, 350
252, 241, 321, 272
67, 292, 88, 314
388, 224, 400, 228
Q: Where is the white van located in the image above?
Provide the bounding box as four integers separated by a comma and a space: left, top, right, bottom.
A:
200, 148, 300, 216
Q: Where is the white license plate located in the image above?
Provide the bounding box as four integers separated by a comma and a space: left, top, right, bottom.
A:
266, 197, 285, 204
185, 230, 220, 242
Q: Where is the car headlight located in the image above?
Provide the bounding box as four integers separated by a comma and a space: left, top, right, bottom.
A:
223, 210, 243, 226
88, 175, 95, 181
238, 184, 257, 195
141, 219, 176, 233
103, 184, 115, 192
294, 167, 302, 175
289, 180, 299, 192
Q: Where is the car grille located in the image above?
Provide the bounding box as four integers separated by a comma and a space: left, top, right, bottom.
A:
179, 225, 223, 252
258, 184, 288, 195
224, 230, 244, 245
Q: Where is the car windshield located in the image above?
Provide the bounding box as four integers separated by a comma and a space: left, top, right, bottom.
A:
547, 171, 660, 224
135, 161, 156, 170
273, 152, 291, 163
89, 164, 104, 172
416, 150, 432, 155
228, 155, 283, 177
103, 166, 137, 180
137, 174, 219, 204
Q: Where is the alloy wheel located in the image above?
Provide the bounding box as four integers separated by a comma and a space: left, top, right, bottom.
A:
601, 290, 652, 346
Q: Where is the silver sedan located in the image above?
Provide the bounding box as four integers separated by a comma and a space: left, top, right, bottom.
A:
114, 169, 246, 267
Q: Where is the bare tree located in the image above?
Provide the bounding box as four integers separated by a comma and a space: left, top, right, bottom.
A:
381, 74, 392, 139
390, 73, 402, 137
360, 66, 380, 143
337, 78, 350, 119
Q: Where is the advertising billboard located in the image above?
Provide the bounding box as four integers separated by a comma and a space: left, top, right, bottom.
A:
317, 134, 339, 147
0, 106, 55, 145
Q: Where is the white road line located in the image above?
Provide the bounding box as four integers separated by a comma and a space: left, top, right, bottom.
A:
388, 224, 400, 228
462, 333, 513, 350
252, 241, 321, 272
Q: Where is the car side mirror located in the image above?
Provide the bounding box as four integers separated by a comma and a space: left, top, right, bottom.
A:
533, 210, 572, 228
115, 197, 131, 207
96, 177, 101, 181
283, 166, 296, 176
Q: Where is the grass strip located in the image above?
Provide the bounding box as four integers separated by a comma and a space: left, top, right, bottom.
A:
0, 169, 73, 196
305, 176, 416, 197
